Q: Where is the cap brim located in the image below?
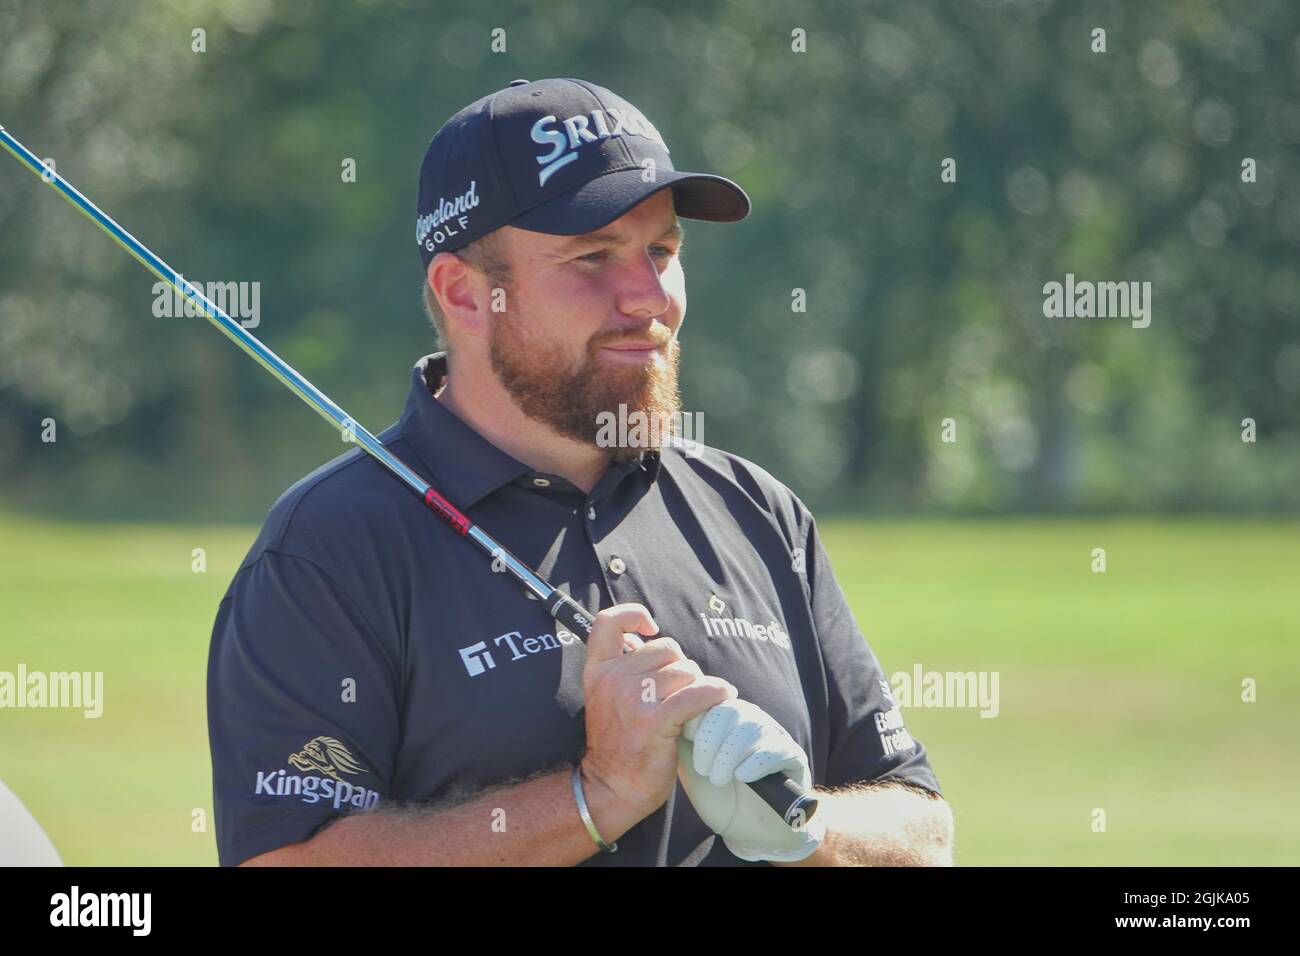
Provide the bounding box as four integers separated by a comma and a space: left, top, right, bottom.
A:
508, 168, 750, 237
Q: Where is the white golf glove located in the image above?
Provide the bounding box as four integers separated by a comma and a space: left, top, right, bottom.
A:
677, 698, 826, 863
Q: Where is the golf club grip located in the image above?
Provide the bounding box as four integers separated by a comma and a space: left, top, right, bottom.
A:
548, 592, 819, 828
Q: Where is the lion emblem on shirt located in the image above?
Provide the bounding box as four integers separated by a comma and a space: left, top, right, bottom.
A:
287, 736, 365, 782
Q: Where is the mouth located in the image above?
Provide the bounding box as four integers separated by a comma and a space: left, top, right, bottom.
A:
598, 342, 663, 364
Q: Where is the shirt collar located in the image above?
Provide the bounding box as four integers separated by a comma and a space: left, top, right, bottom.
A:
398, 352, 661, 508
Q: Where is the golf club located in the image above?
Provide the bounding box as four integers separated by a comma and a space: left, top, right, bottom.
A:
0, 124, 819, 831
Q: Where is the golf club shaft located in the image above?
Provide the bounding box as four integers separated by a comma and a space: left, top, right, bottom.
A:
0, 125, 818, 830
0, 126, 577, 626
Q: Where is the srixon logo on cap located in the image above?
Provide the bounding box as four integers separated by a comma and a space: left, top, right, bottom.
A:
530, 107, 668, 187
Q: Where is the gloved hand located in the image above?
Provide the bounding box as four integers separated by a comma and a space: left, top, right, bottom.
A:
677, 698, 826, 863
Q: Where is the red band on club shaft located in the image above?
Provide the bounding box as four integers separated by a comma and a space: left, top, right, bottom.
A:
422, 487, 471, 535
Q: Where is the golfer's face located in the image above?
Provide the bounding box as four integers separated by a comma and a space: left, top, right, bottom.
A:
505, 188, 686, 375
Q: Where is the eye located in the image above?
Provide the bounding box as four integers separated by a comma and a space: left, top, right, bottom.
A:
574, 245, 679, 265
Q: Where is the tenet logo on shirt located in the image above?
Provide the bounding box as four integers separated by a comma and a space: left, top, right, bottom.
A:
252, 736, 381, 811
459, 641, 496, 676
457, 627, 583, 676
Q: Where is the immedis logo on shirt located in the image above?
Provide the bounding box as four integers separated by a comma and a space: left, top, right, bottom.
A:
697, 592, 793, 652
252, 735, 381, 811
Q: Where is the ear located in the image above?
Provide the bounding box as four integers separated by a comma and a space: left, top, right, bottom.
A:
427, 252, 490, 340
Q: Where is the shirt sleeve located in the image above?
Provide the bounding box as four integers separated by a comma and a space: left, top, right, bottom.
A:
207, 548, 402, 866
803, 515, 943, 797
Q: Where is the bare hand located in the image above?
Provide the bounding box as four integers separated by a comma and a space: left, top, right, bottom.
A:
579, 603, 737, 822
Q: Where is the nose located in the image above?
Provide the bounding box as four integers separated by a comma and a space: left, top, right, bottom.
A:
614, 249, 674, 321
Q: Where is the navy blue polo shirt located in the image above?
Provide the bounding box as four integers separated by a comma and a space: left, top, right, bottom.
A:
207, 352, 942, 866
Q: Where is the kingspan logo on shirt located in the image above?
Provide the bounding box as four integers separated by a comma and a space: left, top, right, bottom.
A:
253, 735, 382, 811
698, 593, 793, 652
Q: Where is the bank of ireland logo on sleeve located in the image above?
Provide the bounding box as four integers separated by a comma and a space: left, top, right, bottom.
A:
874, 679, 917, 757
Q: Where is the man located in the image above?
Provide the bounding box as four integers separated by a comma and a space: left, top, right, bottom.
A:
207, 77, 952, 866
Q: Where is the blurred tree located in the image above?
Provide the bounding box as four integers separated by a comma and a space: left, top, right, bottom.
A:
1, 0, 1297, 519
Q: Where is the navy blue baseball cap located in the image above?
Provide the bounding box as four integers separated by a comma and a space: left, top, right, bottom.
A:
416, 77, 751, 270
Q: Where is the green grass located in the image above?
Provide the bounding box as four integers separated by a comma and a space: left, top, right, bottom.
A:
820, 518, 1300, 865
1, 512, 1296, 865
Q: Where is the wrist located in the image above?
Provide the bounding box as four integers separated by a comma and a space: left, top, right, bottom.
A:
577, 757, 645, 844
726, 817, 828, 865
767, 832, 832, 866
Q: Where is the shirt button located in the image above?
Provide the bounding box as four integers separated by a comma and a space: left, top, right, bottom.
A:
608, 556, 626, 575
532, 477, 551, 488
587, 506, 597, 521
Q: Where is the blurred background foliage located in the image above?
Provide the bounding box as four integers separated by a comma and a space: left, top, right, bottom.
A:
1, 0, 1298, 521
